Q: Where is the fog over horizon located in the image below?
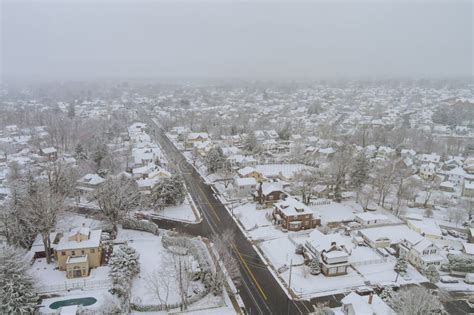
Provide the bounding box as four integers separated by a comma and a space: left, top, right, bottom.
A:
1, 0, 473, 81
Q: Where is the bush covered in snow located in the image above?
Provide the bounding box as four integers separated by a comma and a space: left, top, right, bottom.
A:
109, 245, 141, 311
447, 254, 474, 274
161, 232, 212, 274
122, 217, 159, 235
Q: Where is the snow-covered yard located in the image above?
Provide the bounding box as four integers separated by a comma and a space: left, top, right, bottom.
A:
152, 198, 198, 222
116, 228, 211, 308
30, 259, 110, 291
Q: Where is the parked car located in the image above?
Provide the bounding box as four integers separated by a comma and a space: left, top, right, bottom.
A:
464, 273, 474, 284
448, 230, 459, 237
440, 276, 459, 283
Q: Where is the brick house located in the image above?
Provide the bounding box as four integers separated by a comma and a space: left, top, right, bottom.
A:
272, 197, 320, 231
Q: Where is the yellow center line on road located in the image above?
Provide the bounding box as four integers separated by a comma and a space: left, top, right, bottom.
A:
232, 244, 268, 301
192, 178, 222, 223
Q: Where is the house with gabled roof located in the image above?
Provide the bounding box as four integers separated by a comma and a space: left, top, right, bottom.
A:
272, 197, 320, 231
399, 237, 446, 270
305, 229, 351, 276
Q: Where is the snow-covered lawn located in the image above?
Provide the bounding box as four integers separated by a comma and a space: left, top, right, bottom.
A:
30, 258, 110, 290
282, 266, 366, 298
154, 198, 198, 222
116, 228, 204, 306
260, 237, 304, 270
233, 203, 272, 230
354, 260, 427, 285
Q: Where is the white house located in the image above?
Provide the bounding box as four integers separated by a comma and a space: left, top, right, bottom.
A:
234, 177, 257, 197
419, 163, 436, 180
354, 213, 391, 226
341, 292, 395, 315
399, 238, 446, 269
447, 166, 466, 186
305, 229, 351, 276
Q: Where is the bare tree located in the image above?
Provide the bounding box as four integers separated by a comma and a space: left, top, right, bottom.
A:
95, 175, 140, 234
27, 186, 64, 264
373, 161, 396, 208
43, 160, 78, 198
211, 229, 241, 288
329, 145, 355, 201
389, 286, 444, 315
147, 261, 173, 308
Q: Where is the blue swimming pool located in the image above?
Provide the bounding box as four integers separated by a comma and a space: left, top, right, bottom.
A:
49, 297, 97, 309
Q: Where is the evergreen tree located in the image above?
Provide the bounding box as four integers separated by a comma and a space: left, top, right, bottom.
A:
350, 153, 370, 199
394, 257, 408, 281
109, 245, 140, 311
379, 286, 394, 302
309, 257, 321, 275
0, 246, 38, 314
424, 265, 440, 284
67, 102, 75, 119
151, 174, 185, 207
244, 132, 258, 152
205, 146, 225, 173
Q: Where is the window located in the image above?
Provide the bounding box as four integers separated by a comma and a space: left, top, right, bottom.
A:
81, 250, 85, 255
71, 250, 75, 256
62, 251, 66, 256
90, 248, 95, 253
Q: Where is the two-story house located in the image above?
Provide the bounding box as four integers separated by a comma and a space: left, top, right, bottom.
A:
399, 238, 446, 270
254, 182, 286, 206
55, 227, 102, 278
305, 229, 351, 276
272, 197, 320, 231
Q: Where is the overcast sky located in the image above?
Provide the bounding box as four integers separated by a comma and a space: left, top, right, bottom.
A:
1, 0, 472, 81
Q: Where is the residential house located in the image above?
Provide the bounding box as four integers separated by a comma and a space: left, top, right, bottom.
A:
39, 147, 58, 161
185, 132, 209, 149
407, 219, 442, 239
464, 157, 474, 174
76, 173, 106, 196
237, 166, 264, 182
354, 213, 391, 226
305, 229, 351, 276
55, 227, 102, 278
419, 163, 436, 180
419, 153, 441, 164
447, 166, 466, 186
462, 242, 474, 257
234, 177, 257, 197
254, 182, 285, 206
463, 181, 474, 197
399, 238, 445, 269
341, 292, 396, 315
272, 197, 321, 231
358, 225, 423, 249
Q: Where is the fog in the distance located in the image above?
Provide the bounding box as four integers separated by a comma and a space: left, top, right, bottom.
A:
1, 0, 472, 80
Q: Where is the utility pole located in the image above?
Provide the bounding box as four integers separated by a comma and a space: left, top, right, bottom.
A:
287, 259, 293, 315
179, 255, 184, 311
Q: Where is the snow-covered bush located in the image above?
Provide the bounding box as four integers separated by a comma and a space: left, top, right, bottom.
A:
389, 286, 445, 315
0, 246, 38, 314
425, 265, 440, 284
161, 233, 212, 274
109, 244, 141, 310
122, 217, 159, 235
309, 257, 321, 275
447, 254, 474, 274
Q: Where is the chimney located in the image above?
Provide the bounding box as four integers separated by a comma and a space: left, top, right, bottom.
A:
368, 293, 373, 305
